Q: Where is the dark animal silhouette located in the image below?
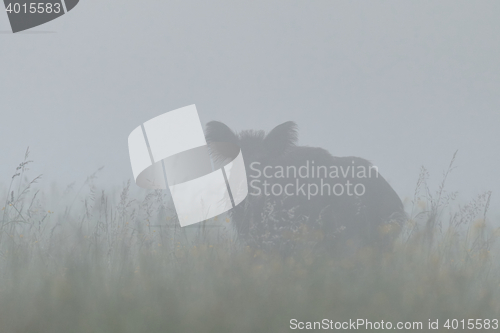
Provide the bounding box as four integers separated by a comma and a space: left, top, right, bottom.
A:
206, 121, 405, 254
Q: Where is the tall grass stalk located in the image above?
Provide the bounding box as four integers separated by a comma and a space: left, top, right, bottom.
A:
0, 151, 498, 332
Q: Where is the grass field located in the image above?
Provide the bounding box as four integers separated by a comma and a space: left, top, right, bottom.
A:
0, 150, 499, 332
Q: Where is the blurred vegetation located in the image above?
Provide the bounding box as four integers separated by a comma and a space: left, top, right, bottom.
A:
0, 149, 498, 333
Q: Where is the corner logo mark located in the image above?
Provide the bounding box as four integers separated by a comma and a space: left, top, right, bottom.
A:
128, 105, 248, 227
4, 0, 79, 33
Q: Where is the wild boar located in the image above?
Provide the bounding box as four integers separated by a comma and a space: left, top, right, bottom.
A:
206, 121, 405, 254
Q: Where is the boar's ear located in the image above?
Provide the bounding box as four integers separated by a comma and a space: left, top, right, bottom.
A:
205, 121, 240, 165
263, 121, 298, 158
205, 121, 238, 144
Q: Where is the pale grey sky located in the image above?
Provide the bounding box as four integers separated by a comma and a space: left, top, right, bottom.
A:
1, 1, 499, 216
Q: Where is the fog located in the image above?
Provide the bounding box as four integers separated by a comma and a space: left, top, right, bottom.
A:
2, 2, 500, 331
1, 0, 500, 217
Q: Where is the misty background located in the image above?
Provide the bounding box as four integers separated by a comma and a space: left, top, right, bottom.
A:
1, 1, 499, 218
